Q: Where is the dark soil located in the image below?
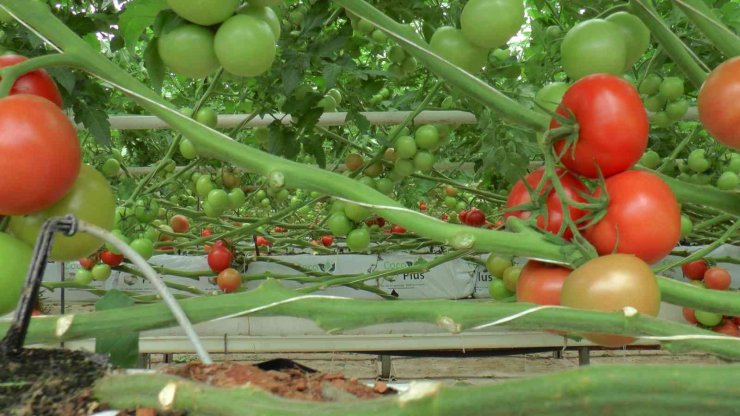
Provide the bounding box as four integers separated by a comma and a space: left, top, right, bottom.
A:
0, 348, 110, 416
164, 360, 394, 401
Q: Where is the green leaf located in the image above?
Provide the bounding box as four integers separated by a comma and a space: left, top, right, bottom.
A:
46, 68, 76, 94
304, 135, 326, 169
79, 106, 112, 146
95, 290, 139, 368
118, 0, 169, 50
143, 39, 165, 94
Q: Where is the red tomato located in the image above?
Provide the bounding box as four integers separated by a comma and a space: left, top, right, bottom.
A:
255, 236, 271, 247
464, 207, 487, 227
0, 95, 81, 215
169, 214, 190, 233
390, 225, 406, 234
207, 246, 233, 273
440, 213, 449, 221
418, 201, 427, 211
458, 209, 468, 223
78, 257, 95, 270
551, 74, 648, 178
515, 260, 571, 305
681, 259, 708, 281
698, 57, 740, 149
704, 266, 731, 291
321, 235, 334, 247
713, 320, 740, 337
201, 228, 213, 237
216, 267, 242, 293
99, 250, 124, 267
585, 171, 680, 264
375, 217, 386, 228
0, 55, 63, 107
505, 167, 589, 240
682, 307, 698, 324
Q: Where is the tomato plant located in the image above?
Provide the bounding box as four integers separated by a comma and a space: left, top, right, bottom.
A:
585, 171, 680, 264
0, 95, 81, 215
560, 254, 661, 347
0, 55, 63, 107
551, 74, 648, 178
697, 57, 740, 149
504, 167, 588, 240
515, 261, 571, 306
217, 267, 242, 293
9, 164, 115, 261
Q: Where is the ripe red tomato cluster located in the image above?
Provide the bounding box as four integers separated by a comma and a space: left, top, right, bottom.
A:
208, 240, 233, 273
505, 74, 680, 263
678, 260, 737, 335
458, 207, 486, 227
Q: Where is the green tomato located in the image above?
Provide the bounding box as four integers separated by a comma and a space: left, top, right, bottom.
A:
328, 213, 353, 237
444, 196, 458, 209
327, 88, 342, 105
376, 178, 395, 195
639, 150, 661, 169
429, 26, 489, 74
357, 18, 375, 35
460, 0, 524, 48
659, 77, 684, 101
318, 95, 337, 111
330, 201, 346, 214
414, 125, 440, 150
239, 5, 281, 41
687, 149, 711, 173
130, 238, 155, 260
75, 268, 94, 285
158, 24, 220, 79
488, 278, 515, 300
485, 254, 513, 279
413, 151, 435, 172
214, 15, 276, 77
134, 199, 159, 223
344, 203, 370, 222
0, 233, 32, 315
561, 19, 627, 80
492, 48, 510, 61
652, 111, 672, 128
142, 226, 160, 242
388, 45, 406, 64
680, 215, 693, 238
392, 159, 415, 178
665, 99, 689, 121
228, 188, 246, 209
92, 263, 112, 281
716, 171, 739, 190
101, 158, 120, 177
275, 188, 290, 202
196, 176, 214, 199
502, 265, 522, 292
371, 29, 388, 43
207, 189, 231, 212
546, 25, 562, 39
726, 154, 740, 174
358, 176, 376, 189
167, 0, 239, 25
605, 12, 650, 70
195, 107, 218, 128
456, 200, 468, 212
346, 227, 371, 252
534, 82, 568, 113
9, 165, 115, 261
395, 136, 417, 159
694, 310, 722, 327
639, 73, 662, 95
203, 201, 222, 218
179, 139, 198, 159
644, 94, 667, 112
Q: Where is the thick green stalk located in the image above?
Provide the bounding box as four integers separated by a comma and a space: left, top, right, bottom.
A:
96, 365, 740, 416
0, 0, 580, 265
672, 0, 740, 57
4, 280, 740, 360
641, 168, 740, 216
334, 0, 550, 131
629, 0, 708, 88
659, 277, 740, 315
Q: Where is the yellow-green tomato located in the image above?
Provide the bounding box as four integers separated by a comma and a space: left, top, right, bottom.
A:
0, 232, 32, 315
9, 165, 115, 261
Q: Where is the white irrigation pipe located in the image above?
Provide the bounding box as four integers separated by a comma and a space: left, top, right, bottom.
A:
75, 221, 213, 364
107, 110, 478, 130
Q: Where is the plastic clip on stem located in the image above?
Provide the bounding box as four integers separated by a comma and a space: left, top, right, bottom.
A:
0, 215, 212, 364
